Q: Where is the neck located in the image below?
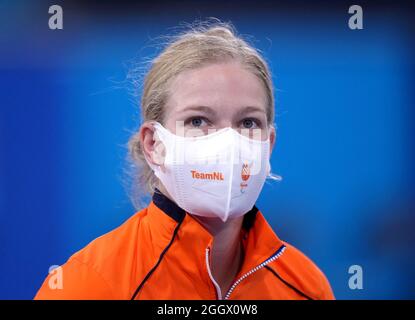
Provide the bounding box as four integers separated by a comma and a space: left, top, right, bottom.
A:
156, 184, 244, 297
193, 215, 244, 296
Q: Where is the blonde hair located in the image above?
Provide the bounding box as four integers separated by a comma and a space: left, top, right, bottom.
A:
127, 20, 276, 206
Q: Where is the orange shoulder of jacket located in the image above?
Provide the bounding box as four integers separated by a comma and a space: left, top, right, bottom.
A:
34, 208, 147, 300
270, 242, 335, 300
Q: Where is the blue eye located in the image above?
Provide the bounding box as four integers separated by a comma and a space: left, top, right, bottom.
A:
191, 117, 203, 127
242, 119, 255, 129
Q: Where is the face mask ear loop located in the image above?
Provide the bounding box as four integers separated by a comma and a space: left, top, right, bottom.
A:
266, 163, 283, 182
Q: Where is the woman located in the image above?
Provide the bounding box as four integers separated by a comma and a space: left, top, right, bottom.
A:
35, 22, 334, 300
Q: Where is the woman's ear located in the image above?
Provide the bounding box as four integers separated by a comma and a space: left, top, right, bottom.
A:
139, 122, 166, 167
269, 125, 276, 155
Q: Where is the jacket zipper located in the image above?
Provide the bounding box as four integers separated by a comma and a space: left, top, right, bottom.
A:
205, 247, 223, 299
205, 244, 286, 300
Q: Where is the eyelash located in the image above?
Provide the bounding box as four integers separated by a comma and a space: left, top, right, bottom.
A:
184, 116, 263, 128
185, 116, 210, 127
240, 118, 262, 128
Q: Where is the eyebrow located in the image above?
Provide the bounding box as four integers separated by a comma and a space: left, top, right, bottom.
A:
238, 106, 266, 115
178, 105, 266, 115
178, 105, 216, 115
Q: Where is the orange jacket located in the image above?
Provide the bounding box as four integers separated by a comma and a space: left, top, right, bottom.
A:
35, 190, 334, 300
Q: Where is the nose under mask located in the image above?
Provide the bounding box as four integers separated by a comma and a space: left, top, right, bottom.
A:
145, 122, 272, 222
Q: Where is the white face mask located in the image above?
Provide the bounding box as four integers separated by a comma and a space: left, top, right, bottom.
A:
146, 122, 272, 222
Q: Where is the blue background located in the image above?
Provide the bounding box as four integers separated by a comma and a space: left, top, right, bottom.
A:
0, 0, 414, 299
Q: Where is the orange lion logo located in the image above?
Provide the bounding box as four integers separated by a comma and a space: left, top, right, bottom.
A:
241, 162, 251, 181
240, 162, 251, 193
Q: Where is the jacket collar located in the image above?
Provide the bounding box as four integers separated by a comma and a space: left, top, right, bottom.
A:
151, 188, 259, 230
147, 188, 284, 286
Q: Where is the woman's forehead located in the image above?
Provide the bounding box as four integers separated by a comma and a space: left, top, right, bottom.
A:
167, 62, 267, 113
